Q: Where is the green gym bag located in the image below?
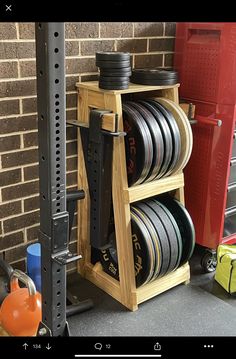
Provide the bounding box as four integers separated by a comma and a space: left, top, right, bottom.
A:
215, 244, 236, 295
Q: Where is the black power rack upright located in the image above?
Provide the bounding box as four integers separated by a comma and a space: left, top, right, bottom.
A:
35, 22, 92, 337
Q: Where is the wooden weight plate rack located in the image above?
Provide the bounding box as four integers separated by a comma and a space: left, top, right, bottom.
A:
75, 81, 190, 311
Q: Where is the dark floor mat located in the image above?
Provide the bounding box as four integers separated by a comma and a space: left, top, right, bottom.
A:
67, 272, 236, 336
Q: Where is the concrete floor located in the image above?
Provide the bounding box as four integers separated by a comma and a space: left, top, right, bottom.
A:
67, 245, 236, 336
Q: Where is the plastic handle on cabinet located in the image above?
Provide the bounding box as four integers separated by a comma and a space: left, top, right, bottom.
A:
195, 115, 222, 127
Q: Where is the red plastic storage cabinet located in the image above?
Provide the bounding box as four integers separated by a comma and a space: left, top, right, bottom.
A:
174, 23, 236, 272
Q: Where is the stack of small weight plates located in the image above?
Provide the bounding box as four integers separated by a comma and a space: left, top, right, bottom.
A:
131, 68, 178, 86
96, 51, 131, 90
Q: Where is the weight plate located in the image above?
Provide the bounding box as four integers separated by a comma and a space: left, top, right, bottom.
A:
123, 103, 153, 186
139, 100, 171, 179
155, 98, 193, 174
130, 77, 178, 86
99, 209, 155, 287
99, 80, 129, 87
145, 200, 178, 274
99, 83, 129, 90
148, 99, 181, 177
131, 209, 156, 286
99, 76, 130, 83
96, 59, 131, 69
126, 101, 164, 182
152, 199, 183, 271
134, 202, 170, 277
132, 68, 178, 80
140, 100, 172, 178
158, 195, 195, 266
100, 68, 132, 77
96, 51, 130, 62
131, 206, 162, 281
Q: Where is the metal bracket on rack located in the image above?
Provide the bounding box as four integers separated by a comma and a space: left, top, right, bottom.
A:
68, 110, 125, 250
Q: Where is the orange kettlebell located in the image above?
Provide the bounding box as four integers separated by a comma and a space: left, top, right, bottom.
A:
0, 269, 42, 336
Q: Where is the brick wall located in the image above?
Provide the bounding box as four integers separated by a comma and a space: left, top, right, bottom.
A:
0, 22, 176, 271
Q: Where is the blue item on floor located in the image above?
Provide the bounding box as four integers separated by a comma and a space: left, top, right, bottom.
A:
26, 243, 41, 292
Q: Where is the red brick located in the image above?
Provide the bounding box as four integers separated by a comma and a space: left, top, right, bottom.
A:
3, 210, 40, 233
149, 38, 175, 52
19, 23, 35, 39
5, 244, 28, 263
134, 23, 164, 37
80, 74, 98, 82
81, 40, 115, 56
66, 75, 79, 91
134, 54, 163, 68
164, 53, 174, 67
100, 23, 133, 38
66, 126, 77, 141
0, 169, 21, 187
66, 93, 77, 109
2, 181, 39, 201
117, 39, 147, 53
20, 60, 36, 78
1, 148, 38, 168
67, 171, 77, 186
0, 61, 18, 79
0, 99, 20, 116
0, 42, 35, 59
0, 231, 24, 251
66, 58, 97, 75
22, 97, 37, 114
65, 22, 99, 39
0, 115, 37, 134
66, 141, 77, 156
165, 23, 176, 36
0, 79, 36, 98
66, 41, 80, 56
24, 196, 39, 212
0, 23, 17, 39
66, 156, 77, 171
27, 225, 39, 242
0, 201, 22, 219
0, 135, 21, 152
66, 109, 77, 121
23, 132, 38, 148
24, 164, 39, 181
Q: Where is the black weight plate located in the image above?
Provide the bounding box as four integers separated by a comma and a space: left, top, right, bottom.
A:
148, 99, 181, 177
99, 210, 154, 287
123, 103, 153, 186
152, 199, 182, 271
99, 83, 129, 90
100, 68, 132, 77
130, 77, 178, 86
126, 101, 164, 182
145, 200, 178, 274
96, 51, 130, 62
99, 76, 130, 82
99, 79, 129, 87
131, 206, 162, 281
131, 209, 156, 285
96, 60, 131, 69
140, 100, 172, 179
134, 202, 170, 277
157, 195, 196, 266
132, 68, 178, 80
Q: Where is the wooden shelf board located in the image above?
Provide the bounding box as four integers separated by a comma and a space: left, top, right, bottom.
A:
84, 263, 122, 303
76, 81, 180, 95
137, 263, 190, 304
125, 172, 184, 203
